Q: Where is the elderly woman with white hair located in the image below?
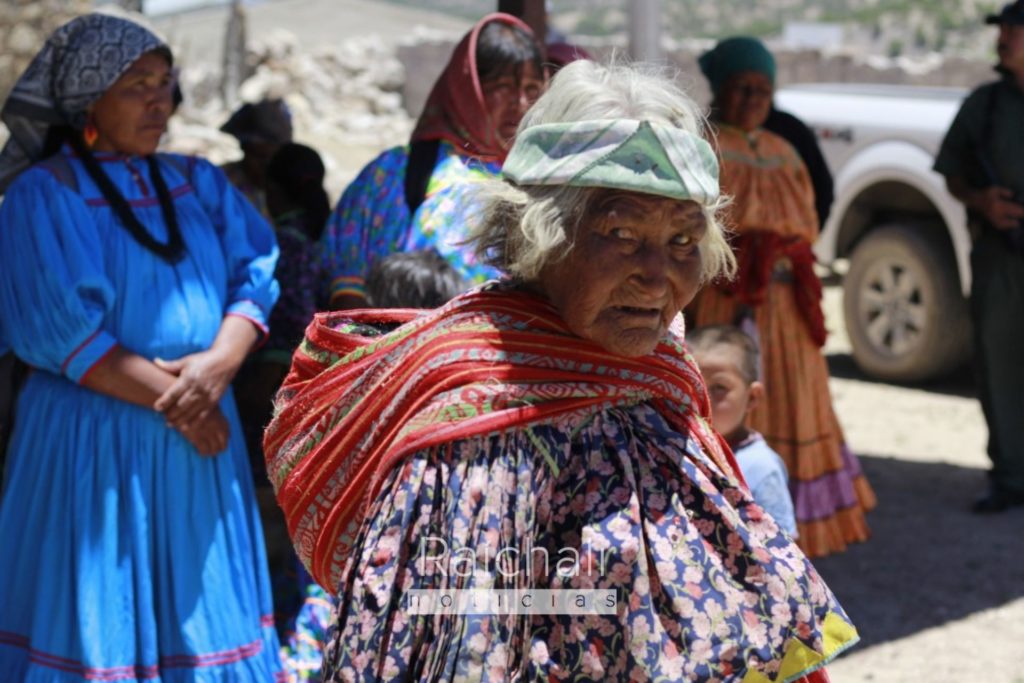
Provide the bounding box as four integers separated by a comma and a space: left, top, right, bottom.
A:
265, 60, 856, 682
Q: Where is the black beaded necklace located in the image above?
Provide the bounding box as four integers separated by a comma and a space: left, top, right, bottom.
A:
68, 133, 185, 263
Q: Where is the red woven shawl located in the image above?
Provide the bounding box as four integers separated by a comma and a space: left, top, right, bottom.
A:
264, 287, 738, 591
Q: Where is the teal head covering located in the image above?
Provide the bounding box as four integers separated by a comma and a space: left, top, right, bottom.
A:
698, 36, 776, 96
502, 118, 720, 205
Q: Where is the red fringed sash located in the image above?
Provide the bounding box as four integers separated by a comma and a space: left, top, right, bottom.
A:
264, 287, 739, 592
726, 231, 828, 347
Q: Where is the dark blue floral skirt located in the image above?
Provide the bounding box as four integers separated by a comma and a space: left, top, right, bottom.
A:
322, 404, 857, 682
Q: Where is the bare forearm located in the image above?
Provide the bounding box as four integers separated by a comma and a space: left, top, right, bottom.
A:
82, 347, 230, 454
213, 315, 262, 374
80, 347, 177, 409
946, 176, 1024, 231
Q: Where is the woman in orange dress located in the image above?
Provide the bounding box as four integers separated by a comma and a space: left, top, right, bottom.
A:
693, 36, 876, 557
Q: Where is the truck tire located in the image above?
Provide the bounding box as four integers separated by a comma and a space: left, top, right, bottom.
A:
843, 223, 969, 382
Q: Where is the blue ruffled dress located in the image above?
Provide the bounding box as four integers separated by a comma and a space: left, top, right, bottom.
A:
0, 148, 284, 681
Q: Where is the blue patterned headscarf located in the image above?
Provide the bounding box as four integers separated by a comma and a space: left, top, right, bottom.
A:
698, 36, 776, 97
0, 13, 170, 192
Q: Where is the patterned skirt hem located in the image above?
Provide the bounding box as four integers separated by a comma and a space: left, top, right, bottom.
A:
742, 611, 860, 683
0, 622, 284, 682
794, 479, 875, 558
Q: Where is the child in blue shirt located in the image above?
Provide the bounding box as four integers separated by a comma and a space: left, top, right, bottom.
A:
689, 325, 798, 537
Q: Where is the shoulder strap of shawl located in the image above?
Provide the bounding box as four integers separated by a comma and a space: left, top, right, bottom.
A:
404, 139, 441, 215
725, 231, 827, 347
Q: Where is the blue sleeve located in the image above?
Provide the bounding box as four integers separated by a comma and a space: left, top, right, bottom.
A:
0, 168, 118, 382
751, 468, 798, 538
187, 157, 280, 338
319, 147, 409, 304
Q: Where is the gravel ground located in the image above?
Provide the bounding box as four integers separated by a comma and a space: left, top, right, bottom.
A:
818, 285, 1024, 683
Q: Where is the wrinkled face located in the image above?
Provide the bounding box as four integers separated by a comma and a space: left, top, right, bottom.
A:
718, 71, 773, 132
998, 23, 1024, 74
693, 346, 756, 442
89, 51, 174, 156
537, 192, 708, 357
481, 62, 545, 150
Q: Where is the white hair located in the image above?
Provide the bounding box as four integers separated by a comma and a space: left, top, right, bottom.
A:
466, 59, 735, 282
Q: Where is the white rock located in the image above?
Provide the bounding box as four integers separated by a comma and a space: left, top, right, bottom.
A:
8, 24, 40, 54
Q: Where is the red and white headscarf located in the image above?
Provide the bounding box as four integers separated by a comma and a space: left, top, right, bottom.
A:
410, 13, 539, 163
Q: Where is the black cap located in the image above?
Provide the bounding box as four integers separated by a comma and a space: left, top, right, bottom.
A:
986, 0, 1024, 25
220, 99, 293, 146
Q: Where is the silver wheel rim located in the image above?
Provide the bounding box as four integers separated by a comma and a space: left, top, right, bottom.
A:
857, 259, 928, 357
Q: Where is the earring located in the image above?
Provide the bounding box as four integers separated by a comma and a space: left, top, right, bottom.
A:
83, 120, 99, 148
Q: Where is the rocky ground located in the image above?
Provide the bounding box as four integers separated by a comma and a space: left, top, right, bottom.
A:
151, 0, 462, 200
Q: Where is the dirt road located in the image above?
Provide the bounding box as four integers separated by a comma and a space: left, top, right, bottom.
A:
818, 285, 1024, 683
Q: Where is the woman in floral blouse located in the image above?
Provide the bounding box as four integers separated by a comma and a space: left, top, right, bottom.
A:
318, 13, 546, 309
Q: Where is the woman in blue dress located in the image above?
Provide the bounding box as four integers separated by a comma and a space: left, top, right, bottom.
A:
0, 14, 284, 681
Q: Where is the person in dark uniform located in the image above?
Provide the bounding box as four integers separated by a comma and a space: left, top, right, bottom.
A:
934, 0, 1024, 513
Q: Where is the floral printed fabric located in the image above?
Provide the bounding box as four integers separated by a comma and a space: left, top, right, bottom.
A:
276, 558, 334, 683
401, 146, 503, 285
321, 403, 857, 682
265, 286, 739, 594
319, 141, 501, 305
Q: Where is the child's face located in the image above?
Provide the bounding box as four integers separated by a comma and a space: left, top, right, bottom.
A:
693, 345, 761, 443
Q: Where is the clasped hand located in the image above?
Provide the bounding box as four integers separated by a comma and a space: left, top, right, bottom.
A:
154, 348, 240, 456
979, 186, 1024, 231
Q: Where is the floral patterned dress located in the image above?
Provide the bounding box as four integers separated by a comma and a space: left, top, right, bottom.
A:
267, 288, 857, 683
323, 404, 854, 682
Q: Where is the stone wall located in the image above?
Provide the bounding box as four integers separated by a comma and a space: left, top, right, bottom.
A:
0, 5, 997, 196
0, 0, 93, 104
165, 28, 412, 197
667, 46, 994, 107
0, 2, 412, 197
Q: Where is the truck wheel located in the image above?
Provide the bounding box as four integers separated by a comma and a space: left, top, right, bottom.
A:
843, 223, 969, 382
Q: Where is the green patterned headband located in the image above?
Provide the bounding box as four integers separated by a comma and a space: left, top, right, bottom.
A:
502, 118, 720, 205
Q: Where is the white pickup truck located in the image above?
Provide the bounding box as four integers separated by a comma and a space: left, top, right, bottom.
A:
775, 83, 972, 382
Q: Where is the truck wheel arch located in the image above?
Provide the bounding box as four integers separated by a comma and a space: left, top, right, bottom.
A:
824, 140, 972, 296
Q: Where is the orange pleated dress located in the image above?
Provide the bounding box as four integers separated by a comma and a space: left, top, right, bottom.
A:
692, 123, 876, 557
